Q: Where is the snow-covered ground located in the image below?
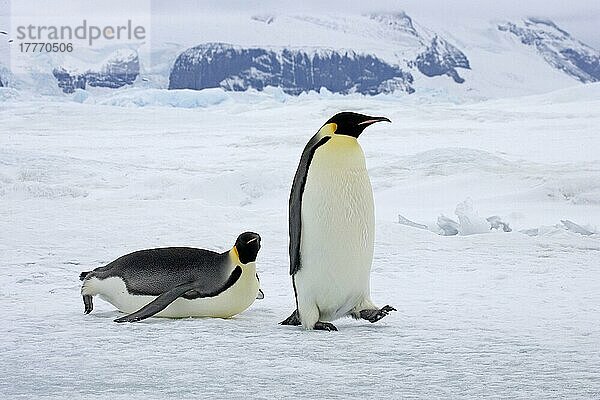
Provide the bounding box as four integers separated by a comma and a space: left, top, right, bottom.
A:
1, 85, 600, 398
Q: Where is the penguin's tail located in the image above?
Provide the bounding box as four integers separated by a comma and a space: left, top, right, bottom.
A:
79, 271, 91, 281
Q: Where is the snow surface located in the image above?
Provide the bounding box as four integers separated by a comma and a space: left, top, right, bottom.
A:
1, 85, 600, 398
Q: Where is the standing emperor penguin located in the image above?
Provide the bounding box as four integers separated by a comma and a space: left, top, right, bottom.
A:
280, 112, 396, 331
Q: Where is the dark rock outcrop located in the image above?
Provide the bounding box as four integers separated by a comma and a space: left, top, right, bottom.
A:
414, 36, 470, 83
168, 43, 414, 95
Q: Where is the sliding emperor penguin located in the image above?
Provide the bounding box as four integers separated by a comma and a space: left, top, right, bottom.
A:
80, 232, 263, 323
281, 112, 396, 331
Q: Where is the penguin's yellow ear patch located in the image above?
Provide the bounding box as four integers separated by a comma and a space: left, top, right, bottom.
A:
232, 246, 240, 263
318, 123, 337, 136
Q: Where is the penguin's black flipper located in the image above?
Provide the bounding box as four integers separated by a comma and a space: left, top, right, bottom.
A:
289, 135, 331, 276
114, 281, 198, 323
114, 266, 243, 323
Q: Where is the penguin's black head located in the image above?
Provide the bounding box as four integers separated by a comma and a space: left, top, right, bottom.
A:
235, 232, 261, 264
323, 112, 391, 138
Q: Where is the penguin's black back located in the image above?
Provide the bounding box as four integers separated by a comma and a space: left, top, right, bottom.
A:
85, 247, 232, 296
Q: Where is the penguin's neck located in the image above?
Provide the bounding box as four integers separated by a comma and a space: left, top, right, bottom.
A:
239, 261, 257, 276
314, 135, 367, 171
228, 248, 257, 275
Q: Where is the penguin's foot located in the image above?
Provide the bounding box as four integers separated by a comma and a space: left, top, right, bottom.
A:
359, 305, 396, 323
280, 309, 301, 326
83, 295, 93, 314
313, 321, 338, 331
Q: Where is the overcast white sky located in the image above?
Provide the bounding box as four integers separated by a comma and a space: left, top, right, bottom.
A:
154, 0, 600, 47
1, 0, 599, 48
150, 0, 599, 15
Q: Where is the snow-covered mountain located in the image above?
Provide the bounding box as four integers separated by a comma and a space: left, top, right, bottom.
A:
368, 12, 471, 83
498, 18, 600, 83
168, 43, 415, 95
3, 11, 599, 99
52, 49, 140, 93
165, 12, 468, 95
164, 12, 598, 97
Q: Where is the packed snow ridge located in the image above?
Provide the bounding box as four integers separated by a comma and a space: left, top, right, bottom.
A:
168, 43, 415, 95
498, 18, 600, 83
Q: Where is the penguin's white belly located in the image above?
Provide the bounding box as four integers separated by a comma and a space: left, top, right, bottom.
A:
85, 265, 259, 319
296, 136, 374, 320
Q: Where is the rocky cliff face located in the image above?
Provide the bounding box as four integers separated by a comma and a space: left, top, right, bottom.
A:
414, 36, 471, 83
168, 43, 414, 95
369, 13, 470, 83
53, 50, 139, 93
498, 18, 600, 83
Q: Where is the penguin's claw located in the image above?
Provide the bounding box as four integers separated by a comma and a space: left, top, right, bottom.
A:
360, 305, 396, 323
314, 321, 338, 331
280, 309, 301, 326
83, 295, 93, 314
381, 305, 397, 313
